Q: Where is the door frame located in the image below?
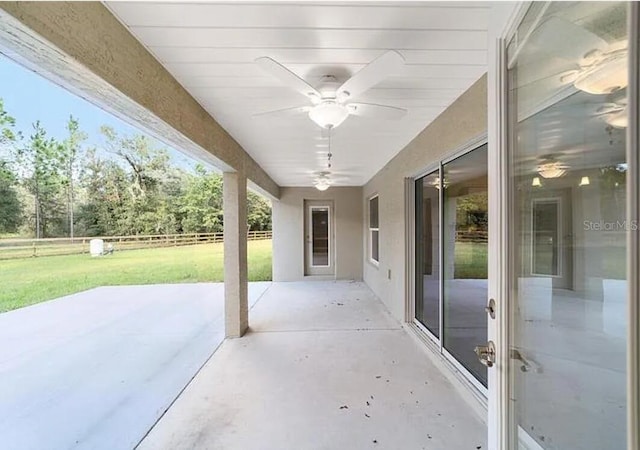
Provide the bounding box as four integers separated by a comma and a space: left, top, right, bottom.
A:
304, 200, 335, 276
488, 2, 640, 448
628, 3, 639, 448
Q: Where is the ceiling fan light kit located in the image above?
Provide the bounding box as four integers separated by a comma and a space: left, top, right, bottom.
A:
537, 160, 568, 179
604, 109, 628, 128
308, 102, 350, 129
573, 53, 628, 95
314, 173, 332, 191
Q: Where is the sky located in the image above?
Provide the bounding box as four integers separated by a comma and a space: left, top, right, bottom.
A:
0, 54, 198, 171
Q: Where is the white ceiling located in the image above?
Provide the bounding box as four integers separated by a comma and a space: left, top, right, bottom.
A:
105, 1, 490, 187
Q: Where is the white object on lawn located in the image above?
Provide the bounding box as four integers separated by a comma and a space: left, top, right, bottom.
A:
90, 239, 104, 257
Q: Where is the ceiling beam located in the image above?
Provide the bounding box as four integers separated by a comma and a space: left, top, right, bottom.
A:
0, 1, 280, 199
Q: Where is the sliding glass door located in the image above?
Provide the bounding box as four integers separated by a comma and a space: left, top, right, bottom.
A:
414, 143, 489, 388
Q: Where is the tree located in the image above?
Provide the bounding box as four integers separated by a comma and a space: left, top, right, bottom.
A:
0, 161, 22, 233
180, 164, 224, 233
61, 116, 87, 240
101, 126, 170, 199
0, 98, 20, 147
0, 99, 23, 233
99, 126, 181, 235
247, 191, 271, 231
78, 148, 129, 236
19, 122, 66, 238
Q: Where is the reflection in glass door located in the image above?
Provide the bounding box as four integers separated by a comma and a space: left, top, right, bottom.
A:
443, 145, 488, 387
311, 208, 330, 267
507, 3, 628, 448
305, 201, 334, 276
414, 143, 488, 388
531, 199, 561, 277
415, 170, 441, 338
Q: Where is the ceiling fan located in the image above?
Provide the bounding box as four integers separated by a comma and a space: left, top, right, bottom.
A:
593, 99, 628, 128
298, 167, 359, 191
559, 39, 628, 95
254, 50, 408, 129
516, 16, 628, 97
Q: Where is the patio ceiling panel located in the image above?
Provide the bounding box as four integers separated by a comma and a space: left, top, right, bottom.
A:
106, 1, 491, 187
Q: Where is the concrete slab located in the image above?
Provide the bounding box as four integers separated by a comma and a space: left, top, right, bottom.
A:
139, 281, 486, 450
0, 282, 271, 450
249, 280, 399, 332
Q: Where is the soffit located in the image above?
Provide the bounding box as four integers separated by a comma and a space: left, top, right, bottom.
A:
106, 1, 490, 186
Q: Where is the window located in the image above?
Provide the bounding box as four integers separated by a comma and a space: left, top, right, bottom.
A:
368, 195, 379, 264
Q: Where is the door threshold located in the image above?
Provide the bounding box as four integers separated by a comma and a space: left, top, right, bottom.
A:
303, 275, 336, 281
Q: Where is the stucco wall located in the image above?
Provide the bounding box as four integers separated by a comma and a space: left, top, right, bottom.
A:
362, 75, 488, 322
273, 187, 363, 281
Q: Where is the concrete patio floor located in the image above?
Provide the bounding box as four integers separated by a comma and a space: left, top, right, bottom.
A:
0, 282, 271, 450
139, 281, 487, 450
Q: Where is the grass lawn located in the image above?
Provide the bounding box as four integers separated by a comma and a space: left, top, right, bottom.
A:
454, 241, 488, 279
0, 240, 272, 313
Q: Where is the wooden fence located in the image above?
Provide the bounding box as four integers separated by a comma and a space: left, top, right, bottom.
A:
0, 231, 272, 260
455, 230, 488, 243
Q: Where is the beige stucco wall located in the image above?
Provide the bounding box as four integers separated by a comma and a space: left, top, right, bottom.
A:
362, 75, 488, 322
273, 187, 363, 281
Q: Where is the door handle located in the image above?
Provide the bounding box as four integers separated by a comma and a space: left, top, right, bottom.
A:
485, 298, 496, 319
510, 349, 543, 373
474, 341, 496, 367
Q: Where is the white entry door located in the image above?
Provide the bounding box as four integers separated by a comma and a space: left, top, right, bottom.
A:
489, 2, 637, 449
304, 201, 334, 276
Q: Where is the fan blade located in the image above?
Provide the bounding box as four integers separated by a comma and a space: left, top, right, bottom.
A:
524, 17, 608, 63
594, 103, 625, 116
337, 50, 405, 102
255, 57, 321, 102
347, 102, 407, 120
253, 105, 311, 117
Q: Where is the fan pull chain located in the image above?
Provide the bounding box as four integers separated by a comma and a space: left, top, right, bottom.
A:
327, 127, 332, 169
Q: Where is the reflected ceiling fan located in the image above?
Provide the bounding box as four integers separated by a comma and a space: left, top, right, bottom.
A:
593, 99, 628, 128
519, 17, 628, 96
559, 39, 628, 95
254, 50, 407, 129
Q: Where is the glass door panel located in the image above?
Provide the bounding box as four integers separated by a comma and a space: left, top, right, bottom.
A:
442, 144, 489, 387
415, 170, 441, 337
507, 3, 628, 448
311, 208, 329, 267
305, 201, 334, 276
531, 199, 560, 277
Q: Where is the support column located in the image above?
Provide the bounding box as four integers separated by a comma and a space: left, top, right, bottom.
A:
223, 171, 248, 338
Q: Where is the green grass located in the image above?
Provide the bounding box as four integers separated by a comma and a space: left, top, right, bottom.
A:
0, 240, 272, 313
454, 241, 488, 279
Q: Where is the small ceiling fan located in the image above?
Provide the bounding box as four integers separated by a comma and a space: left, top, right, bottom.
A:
593, 99, 627, 128
300, 167, 359, 191
254, 50, 408, 129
